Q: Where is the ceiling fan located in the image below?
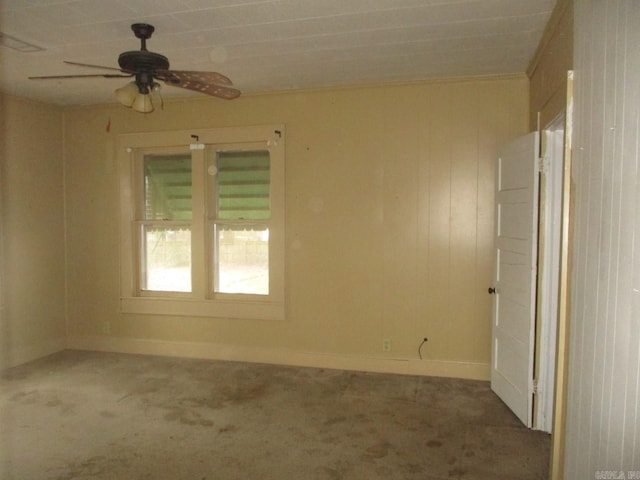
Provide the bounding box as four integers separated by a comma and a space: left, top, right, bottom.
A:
29, 23, 241, 112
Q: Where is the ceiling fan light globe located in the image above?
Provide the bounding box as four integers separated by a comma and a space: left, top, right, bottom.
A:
132, 93, 154, 113
115, 82, 138, 106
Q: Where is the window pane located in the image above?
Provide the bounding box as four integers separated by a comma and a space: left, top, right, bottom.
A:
142, 226, 191, 292
216, 150, 270, 220
214, 225, 268, 295
144, 154, 192, 220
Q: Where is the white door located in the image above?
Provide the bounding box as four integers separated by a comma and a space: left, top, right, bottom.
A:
490, 132, 539, 428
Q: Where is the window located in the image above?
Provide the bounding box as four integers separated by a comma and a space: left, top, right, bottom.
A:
119, 125, 285, 320
212, 150, 271, 295
142, 153, 192, 293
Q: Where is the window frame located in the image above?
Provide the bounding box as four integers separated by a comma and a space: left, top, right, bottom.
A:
118, 125, 285, 320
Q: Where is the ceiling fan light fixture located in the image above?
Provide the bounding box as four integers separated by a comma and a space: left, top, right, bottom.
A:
115, 81, 138, 107
131, 92, 154, 113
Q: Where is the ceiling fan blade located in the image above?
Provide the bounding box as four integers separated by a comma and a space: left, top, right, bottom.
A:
162, 78, 241, 99
29, 73, 133, 79
158, 70, 234, 87
64, 61, 127, 72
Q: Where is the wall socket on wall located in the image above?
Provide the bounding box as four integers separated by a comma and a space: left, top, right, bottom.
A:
382, 338, 392, 352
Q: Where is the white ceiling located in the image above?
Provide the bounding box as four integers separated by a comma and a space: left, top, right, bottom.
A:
0, 0, 555, 107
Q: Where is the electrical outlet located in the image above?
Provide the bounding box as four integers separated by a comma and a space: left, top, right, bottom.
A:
382, 338, 392, 352
100, 321, 111, 335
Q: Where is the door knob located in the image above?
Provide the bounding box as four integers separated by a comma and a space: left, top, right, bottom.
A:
488, 287, 496, 294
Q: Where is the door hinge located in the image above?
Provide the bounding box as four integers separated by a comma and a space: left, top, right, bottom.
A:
532, 379, 539, 395
537, 156, 549, 173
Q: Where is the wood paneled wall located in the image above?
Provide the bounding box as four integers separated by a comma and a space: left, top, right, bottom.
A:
63, 76, 529, 379
0, 94, 66, 369
528, 0, 573, 129
564, 1, 640, 476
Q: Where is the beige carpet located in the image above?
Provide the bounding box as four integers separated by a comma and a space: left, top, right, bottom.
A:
0, 350, 549, 479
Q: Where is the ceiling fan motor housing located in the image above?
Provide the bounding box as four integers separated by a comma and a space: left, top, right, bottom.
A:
117, 24, 169, 94
118, 50, 169, 72
118, 50, 169, 93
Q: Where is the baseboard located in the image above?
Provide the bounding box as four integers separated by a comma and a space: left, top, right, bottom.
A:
66, 335, 490, 381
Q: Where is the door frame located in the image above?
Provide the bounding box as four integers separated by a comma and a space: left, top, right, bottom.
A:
549, 69, 574, 480
533, 113, 565, 432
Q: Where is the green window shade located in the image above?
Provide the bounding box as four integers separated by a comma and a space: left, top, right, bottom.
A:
144, 154, 192, 221
217, 150, 270, 220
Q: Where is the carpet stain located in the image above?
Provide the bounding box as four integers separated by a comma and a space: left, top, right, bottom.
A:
324, 416, 347, 426
405, 463, 425, 474
448, 467, 468, 477
223, 382, 268, 403
164, 406, 214, 427
218, 424, 238, 434
119, 377, 166, 400
10, 390, 77, 416
44, 395, 76, 415
180, 396, 226, 410
365, 441, 391, 458
318, 466, 344, 480
316, 460, 352, 480
54, 455, 111, 480
322, 435, 340, 444
46, 397, 63, 407
10, 390, 40, 404
427, 439, 443, 448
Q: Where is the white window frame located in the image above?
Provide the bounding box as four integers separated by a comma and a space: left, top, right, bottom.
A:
118, 125, 285, 320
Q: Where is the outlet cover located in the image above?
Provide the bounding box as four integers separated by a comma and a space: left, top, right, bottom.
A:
382, 338, 392, 352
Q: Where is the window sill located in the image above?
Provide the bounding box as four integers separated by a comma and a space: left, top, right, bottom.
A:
120, 297, 285, 321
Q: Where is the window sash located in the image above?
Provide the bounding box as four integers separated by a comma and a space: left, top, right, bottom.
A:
211, 221, 270, 296
138, 221, 192, 295
208, 147, 271, 297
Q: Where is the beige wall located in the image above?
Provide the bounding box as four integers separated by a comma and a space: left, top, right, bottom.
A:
63, 76, 529, 378
0, 93, 66, 369
528, 0, 573, 130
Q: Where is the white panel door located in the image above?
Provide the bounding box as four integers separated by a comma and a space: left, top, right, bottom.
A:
490, 132, 539, 428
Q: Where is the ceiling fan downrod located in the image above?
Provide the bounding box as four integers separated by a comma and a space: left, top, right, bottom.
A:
131, 23, 154, 51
